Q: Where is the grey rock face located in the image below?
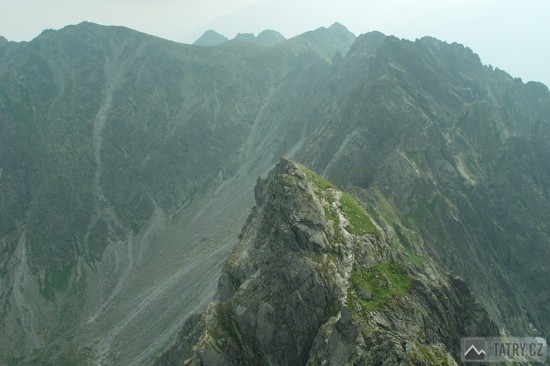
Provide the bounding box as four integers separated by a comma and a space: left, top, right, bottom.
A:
156, 159, 498, 365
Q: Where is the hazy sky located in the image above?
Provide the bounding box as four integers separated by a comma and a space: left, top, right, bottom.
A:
1, 0, 549, 86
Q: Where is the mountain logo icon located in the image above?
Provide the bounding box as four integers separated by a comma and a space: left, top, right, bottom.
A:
463, 339, 487, 361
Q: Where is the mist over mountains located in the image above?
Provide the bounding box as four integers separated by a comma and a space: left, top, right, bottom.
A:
0, 21, 549, 365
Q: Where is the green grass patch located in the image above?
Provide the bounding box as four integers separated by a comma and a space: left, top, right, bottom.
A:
301, 165, 335, 191
408, 343, 452, 366
392, 224, 426, 266
340, 192, 380, 237
404, 251, 426, 266
348, 262, 412, 313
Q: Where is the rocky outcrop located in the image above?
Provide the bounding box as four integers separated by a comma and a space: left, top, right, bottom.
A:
156, 159, 498, 365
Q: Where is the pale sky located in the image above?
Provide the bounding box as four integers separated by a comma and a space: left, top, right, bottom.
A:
1, 0, 549, 86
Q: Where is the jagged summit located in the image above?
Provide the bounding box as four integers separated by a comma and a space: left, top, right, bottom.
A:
156, 159, 498, 365
194, 29, 286, 47
232, 30, 286, 45
295, 22, 356, 42
289, 22, 356, 61
347, 30, 386, 57
194, 29, 229, 46
255, 29, 286, 45
328, 21, 351, 33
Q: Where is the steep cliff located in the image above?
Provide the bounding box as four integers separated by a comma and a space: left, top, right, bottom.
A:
156, 159, 498, 365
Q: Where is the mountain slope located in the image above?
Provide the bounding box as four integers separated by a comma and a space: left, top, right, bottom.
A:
156, 159, 498, 365
0, 22, 357, 365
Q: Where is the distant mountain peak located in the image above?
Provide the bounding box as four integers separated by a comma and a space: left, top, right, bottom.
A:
0, 35, 7, 45
232, 30, 286, 46
193, 30, 229, 46
328, 22, 348, 31
68, 21, 112, 32
256, 29, 286, 45
288, 22, 356, 61
347, 30, 387, 57
44, 21, 141, 40
233, 32, 256, 42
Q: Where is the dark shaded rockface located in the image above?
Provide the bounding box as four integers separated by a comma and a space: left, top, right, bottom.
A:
156, 159, 498, 365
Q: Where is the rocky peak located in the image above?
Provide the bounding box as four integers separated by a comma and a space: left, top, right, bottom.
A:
307, 22, 356, 45
347, 30, 386, 58
193, 30, 229, 46
231, 30, 286, 46
256, 29, 286, 45
156, 159, 498, 365
327, 22, 351, 35
288, 23, 356, 62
